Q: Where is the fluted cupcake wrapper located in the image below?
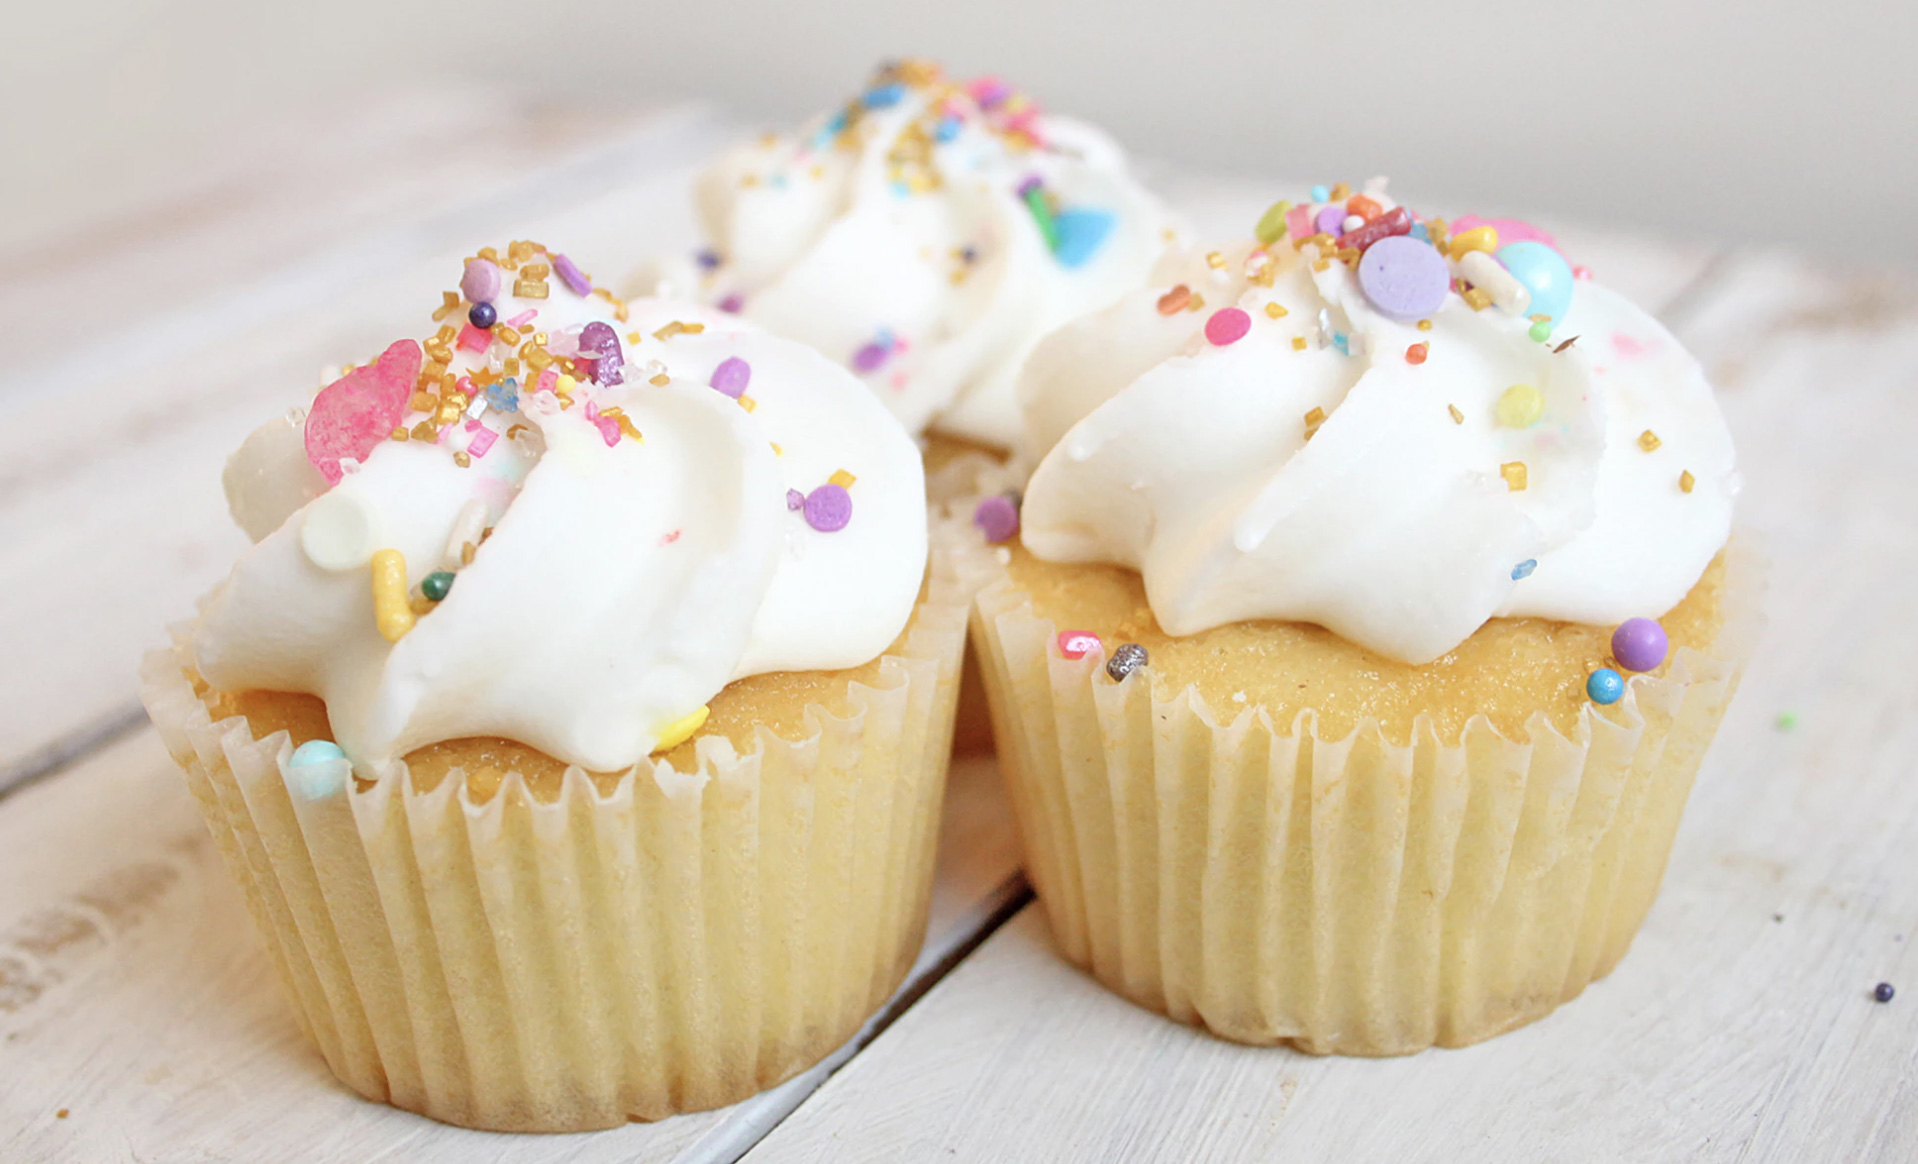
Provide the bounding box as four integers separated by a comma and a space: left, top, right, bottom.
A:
139, 522, 973, 1132
957, 527, 1764, 1055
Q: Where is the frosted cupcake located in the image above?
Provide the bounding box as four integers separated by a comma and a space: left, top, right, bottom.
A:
962, 182, 1760, 1053
638, 59, 1180, 486
140, 241, 971, 1130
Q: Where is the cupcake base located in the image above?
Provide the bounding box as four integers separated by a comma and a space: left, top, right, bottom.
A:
140, 523, 973, 1132
959, 528, 1763, 1055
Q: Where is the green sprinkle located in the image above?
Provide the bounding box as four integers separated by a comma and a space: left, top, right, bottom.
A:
1255, 200, 1293, 246
1022, 185, 1060, 251
1775, 710, 1798, 731
1529, 320, 1552, 342
421, 571, 456, 602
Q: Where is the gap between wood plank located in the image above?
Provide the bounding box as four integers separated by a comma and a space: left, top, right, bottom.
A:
0, 702, 147, 803
675, 873, 1035, 1164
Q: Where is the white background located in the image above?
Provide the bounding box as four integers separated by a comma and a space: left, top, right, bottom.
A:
4, 0, 1913, 264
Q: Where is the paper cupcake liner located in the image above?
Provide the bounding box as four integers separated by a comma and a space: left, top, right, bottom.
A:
139, 521, 974, 1132
958, 527, 1764, 1055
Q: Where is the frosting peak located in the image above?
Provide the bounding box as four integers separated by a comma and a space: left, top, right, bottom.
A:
1017, 183, 1737, 664
197, 243, 927, 770
650, 60, 1180, 450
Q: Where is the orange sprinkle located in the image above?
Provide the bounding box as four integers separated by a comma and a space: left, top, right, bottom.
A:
1155, 285, 1191, 315
1406, 342, 1429, 365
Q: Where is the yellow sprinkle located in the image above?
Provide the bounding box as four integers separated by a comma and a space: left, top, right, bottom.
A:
1264, 302, 1289, 319
649, 373, 670, 387
738, 395, 757, 412
1448, 404, 1465, 425
554, 374, 577, 397
1417, 319, 1434, 331
409, 593, 436, 617
771, 442, 783, 455
1291, 336, 1308, 351
828, 468, 857, 488
1303, 406, 1326, 440
390, 426, 409, 441
1329, 181, 1351, 201
1187, 293, 1205, 312
1312, 258, 1331, 272
1205, 251, 1226, 270
371, 550, 416, 642
1496, 384, 1544, 428
1680, 470, 1696, 493
1500, 461, 1529, 491
462, 542, 477, 566
1638, 429, 1663, 452
1462, 287, 1493, 311
1449, 225, 1499, 257
652, 705, 711, 752
626, 331, 643, 344
432, 291, 462, 321
513, 278, 550, 299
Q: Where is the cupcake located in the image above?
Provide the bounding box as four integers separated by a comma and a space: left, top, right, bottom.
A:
140, 241, 971, 1130
636, 58, 1180, 488
962, 182, 1761, 1054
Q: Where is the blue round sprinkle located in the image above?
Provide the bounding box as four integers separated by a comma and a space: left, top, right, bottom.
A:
1310, 185, 1330, 203
1512, 558, 1538, 580
934, 115, 962, 143
1586, 668, 1626, 705
863, 83, 907, 109
1497, 241, 1576, 334
287, 740, 349, 799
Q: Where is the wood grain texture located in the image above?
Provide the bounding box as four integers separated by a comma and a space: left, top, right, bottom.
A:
740, 252, 1918, 1163
0, 735, 1019, 1163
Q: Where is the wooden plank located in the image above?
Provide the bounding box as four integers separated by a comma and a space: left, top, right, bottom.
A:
741, 254, 1918, 1163
0, 733, 1020, 1162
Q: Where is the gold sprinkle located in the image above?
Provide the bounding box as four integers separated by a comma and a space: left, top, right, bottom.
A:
1500, 461, 1529, 491
649, 373, 671, 387
1638, 429, 1663, 452
432, 291, 462, 321
1303, 406, 1326, 439
1680, 470, 1696, 493
1312, 258, 1331, 272
532, 332, 548, 346
829, 468, 857, 488
1187, 293, 1206, 312
462, 542, 477, 566
1417, 319, 1434, 331
626, 331, 643, 344
1448, 403, 1465, 424
1292, 336, 1308, 351
409, 391, 435, 412
1264, 302, 1289, 319
503, 358, 521, 378
771, 442, 783, 455
454, 451, 471, 468
524, 347, 553, 371
477, 246, 499, 262
1329, 181, 1351, 201
513, 278, 549, 299
390, 426, 409, 441
1463, 288, 1493, 311
506, 424, 529, 440
520, 262, 550, 281
410, 421, 437, 442
739, 395, 757, 412
1205, 251, 1226, 270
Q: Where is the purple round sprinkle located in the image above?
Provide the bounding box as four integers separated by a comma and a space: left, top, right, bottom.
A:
696, 248, 722, 271
576, 321, 625, 386
786, 488, 805, 510
552, 252, 593, 297
717, 294, 744, 313
1315, 205, 1347, 236
852, 342, 891, 373
1611, 617, 1668, 673
803, 484, 852, 532
972, 495, 1020, 543
1356, 235, 1449, 322
1017, 174, 1044, 198
461, 258, 501, 305
710, 356, 751, 398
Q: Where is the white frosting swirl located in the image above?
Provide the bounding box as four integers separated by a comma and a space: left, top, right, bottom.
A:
195, 255, 927, 770
655, 62, 1180, 450
1018, 215, 1737, 664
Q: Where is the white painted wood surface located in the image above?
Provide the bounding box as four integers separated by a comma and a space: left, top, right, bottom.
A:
744, 251, 1918, 1164
1, 91, 1909, 1162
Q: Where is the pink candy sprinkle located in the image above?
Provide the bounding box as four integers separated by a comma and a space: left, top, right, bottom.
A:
454, 376, 476, 398
457, 324, 493, 353
552, 253, 592, 296
786, 488, 805, 511
304, 340, 422, 485
461, 259, 501, 304
1204, 307, 1252, 346
465, 424, 499, 458
1056, 630, 1102, 660
506, 309, 539, 328
710, 356, 751, 398
597, 417, 620, 447
536, 367, 558, 394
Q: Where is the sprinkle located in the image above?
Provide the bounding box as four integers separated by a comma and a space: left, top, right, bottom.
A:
1679, 470, 1697, 493
710, 356, 752, 398
452, 451, 472, 467
1265, 302, 1289, 320
1106, 643, 1149, 683
1529, 320, 1552, 342
1019, 176, 1060, 251
420, 571, 455, 603
1496, 384, 1544, 428
650, 373, 671, 387
1152, 285, 1192, 317
1418, 319, 1434, 331
1315, 206, 1347, 236
577, 322, 626, 386
1187, 294, 1205, 312
1500, 461, 1529, 491
1638, 430, 1663, 452
506, 309, 538, 329
1406, 342, 1429, 365
787, 488, 805, 510
1292, 336, 1308, 351
972, 494, 1020, 543
554, 374, 579, 398
827, 468, 857, 489
1056, 630, 1102, 660
442, 500, 488, 571
466, 425, 499, 458
1053, 208, 1116, 268
1775, 710, 1798, 731
1554, 335, 1580, 353
513, 279, 549, 299
1357, 235, 1449, 322
737, 395, 757, 412
1611, 617, 1668, 672
1448, 225, 1499, 257
551, 253, 592, 296
370, 549, 416, 643
1448, 404, 1465, 424
1336, 206, 1413, 254
307, 340, 422, 484
1303, 406, 1327, 439
1254, 200, 1293, 245
286, 740, 349, 800
1206, 251, 1227, 270
1329, 182, 1351, 201
863, 82, 907, 109
717, 294, 744, 313
468, 302, 498, 330
1309, 185, 1330, 202
1458, 250, 1533, 316
461, 259, 501, 304
1875, 982, 1896, 1003
652, 705, 711, 752
1587, 667, 1625, 705
1512, 559, 1537, 580
852, 341, 892, 373
803, 484, 853, 532
1204, 307, 1252, 346
299, 490, 381, 572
